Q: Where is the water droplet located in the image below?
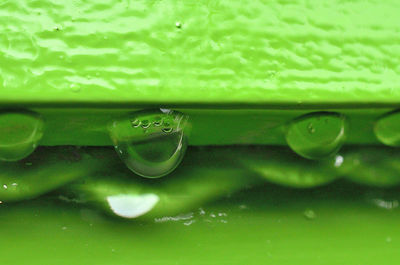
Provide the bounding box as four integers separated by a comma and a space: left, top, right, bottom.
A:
140, 120, 150, 129
108, 109, 189, 178
70, 84, 81, 92
285, 112, 347, 159
62, 226, 67, 230
3, 184, 7, 189
374, 110, 400, 146
303, 209, 316, 220
162, 121, 173, 134
0, 201, 2, 204
153, 116, 163, 127
175, 22, 182, 28
130, 118, 140, 128
0, 110, 43, 161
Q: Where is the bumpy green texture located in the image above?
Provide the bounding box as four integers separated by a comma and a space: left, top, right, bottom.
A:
1, 0, 400, 106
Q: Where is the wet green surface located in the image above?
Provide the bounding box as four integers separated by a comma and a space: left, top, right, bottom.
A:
1, 183, 400, 265
1, 1, 400, 106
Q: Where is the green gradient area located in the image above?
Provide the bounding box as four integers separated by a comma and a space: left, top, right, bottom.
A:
1, 183, 400, 265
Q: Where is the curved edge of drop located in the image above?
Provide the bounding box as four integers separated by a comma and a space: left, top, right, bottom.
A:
285, 111, 348, 160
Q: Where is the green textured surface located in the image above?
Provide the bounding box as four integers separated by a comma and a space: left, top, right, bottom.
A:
2, 183, 400, 265
1, 0, 400, 106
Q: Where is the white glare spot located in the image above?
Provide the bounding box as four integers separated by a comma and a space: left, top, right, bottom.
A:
371, 199, 399, 210
160, 108, 171, 114
107, 194, 159, 219
3, 184, 7, 189
334, 155, 343, 167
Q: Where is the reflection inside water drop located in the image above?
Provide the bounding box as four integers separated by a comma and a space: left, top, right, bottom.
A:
109, 109, 189, 178
0, 111, 44, 161
285, 112, 347, 160
374, 110, 400, 146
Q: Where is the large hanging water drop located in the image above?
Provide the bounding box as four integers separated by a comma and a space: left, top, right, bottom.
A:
0, 110, 44, 161
108, 109, 189, 178
374, 110, 400, 146
285, 112, 347, 159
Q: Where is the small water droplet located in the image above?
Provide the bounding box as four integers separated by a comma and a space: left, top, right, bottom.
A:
130, 118, 141, 128
162, 122, 173, 133
175, 22, 182, 28
11, 183, 17, 186
153, 116, 163, 127
303, 209, 316, 220
285, 112, 347, 159
108, 109, 189, 178
140, 120, 150, 129
62, 226, 67, 230
0, 111, 44, 161
374, 110, 400, 146
0, 201, 2, 204
3, 184, 8, 189
70, 84, 81, 92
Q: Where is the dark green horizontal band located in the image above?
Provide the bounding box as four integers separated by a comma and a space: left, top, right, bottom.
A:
26, 108, 394, 146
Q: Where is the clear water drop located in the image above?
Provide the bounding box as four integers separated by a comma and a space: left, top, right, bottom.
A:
130, 118, 140, 128
140, 120, 150, 129
70, 84, 81, 92
0, 111, 44, 161
285, 112, 347, 159
303, 209, 316, 220
153, 116, 162, 127
108, 109, 189, 178
374, 110, 400, 146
